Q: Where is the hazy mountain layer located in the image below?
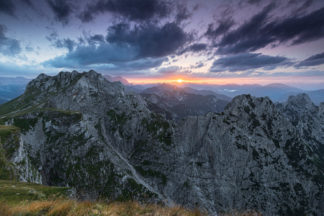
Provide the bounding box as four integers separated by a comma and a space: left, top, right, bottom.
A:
0, 77, 30, 104
141, 84, 230, 119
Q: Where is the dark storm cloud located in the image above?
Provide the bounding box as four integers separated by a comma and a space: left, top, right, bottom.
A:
0, 0, 15, 16
46, 32, 76, 51
297, 52, 324, 67
238, 0, 264, 5
25, 45, 34, 52
21, 0, 33, 7
247, 0, 262, 4
214, 4, 324, 54
74, 57, 166, 73
106, 22, 189, 58
46, 31, 58, 41
292, 0, 313, 14
187, 43, 207, 52
175, 4, 191, 24
45, 43, 137, 67
210, 53, 290, 72
158, 66, 180, 74
0, 24, 21, 56
47, 0, 73, 23
87, 34, 105, 44
54, 38, 76, 52
79, 0, 170, 22
44, 21, 188, 70
195, 63, 204, 68
180, 43, 207, 54
216, 3, 275, 54
112, 57, 166, 71
205, 18, 234, 39
45, 51, 166, 71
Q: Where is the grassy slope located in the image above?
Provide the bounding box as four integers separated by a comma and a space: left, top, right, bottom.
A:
0, 126, 19, 143
0, 126, 20, 180
0, 180, 68, 205
0, 180, 208, 216
0, 180, 261, 216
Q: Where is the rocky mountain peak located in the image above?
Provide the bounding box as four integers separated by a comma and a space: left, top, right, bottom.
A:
26, 71, 79, 93
320, 102, 324, 114
225, 94, 274, 115
287, 93, 314, 108
25, 70, 123, 96
0, 70, 131, 117
284, 93, 318, 122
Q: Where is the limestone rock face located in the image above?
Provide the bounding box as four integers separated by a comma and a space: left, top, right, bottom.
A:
0, 71, 323, 216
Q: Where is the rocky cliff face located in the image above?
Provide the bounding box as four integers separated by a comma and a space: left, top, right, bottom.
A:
0, 71, 323, 216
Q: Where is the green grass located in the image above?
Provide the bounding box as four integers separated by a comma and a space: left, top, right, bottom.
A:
0, 126, 20, 144
0, 150, 15, 180
0, 126, 20, 180
0, 199, 207, 216
0, 125, 20, 160
13, 118, 38, 132
0, 180, 207, 216
0, 87, 41, 117
0, 180, 69, 205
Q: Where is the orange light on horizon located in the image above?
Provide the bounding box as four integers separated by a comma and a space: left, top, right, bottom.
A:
126, 77, 245, 85
124, 75, 324, 87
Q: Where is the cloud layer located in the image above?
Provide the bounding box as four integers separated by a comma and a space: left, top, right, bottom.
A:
0, 0, 323, 80
0, 25, 21, 56
210, 53, 290, 72
45, 21, 189, 72
298, 52, 324, 67
80, 0, 170, 22
212, 4, 324, 54
47, 0, 74, 23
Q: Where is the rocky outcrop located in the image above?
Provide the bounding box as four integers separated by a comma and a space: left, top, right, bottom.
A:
0, 71, 323, 215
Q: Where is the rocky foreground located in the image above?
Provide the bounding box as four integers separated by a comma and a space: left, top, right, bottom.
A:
0, 70, 323, 215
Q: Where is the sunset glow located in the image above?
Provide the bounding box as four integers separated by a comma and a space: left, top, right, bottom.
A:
126, 75, 324, 88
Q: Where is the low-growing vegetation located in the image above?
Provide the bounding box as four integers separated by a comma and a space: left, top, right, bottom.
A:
0, 126, 19, 144
0, 180, 206, 216
0, 126, 20, 180
0, 177, 262, 216
0, 200, 207, 216
0, 180, 68, 204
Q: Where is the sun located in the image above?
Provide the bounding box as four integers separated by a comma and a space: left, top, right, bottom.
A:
177, 79, 183, 83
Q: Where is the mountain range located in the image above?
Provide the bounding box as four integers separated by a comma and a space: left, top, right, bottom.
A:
183, 83, 324, 105
0, 71, 323, 215
0, 77, 30, 104
141, 84, 230, 119
1, 75, 323, 106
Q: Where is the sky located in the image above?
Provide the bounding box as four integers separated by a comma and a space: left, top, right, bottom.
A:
0, 0, 324, 89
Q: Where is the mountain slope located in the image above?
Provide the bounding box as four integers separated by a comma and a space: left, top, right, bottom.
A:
0, 71, 323, 215
195, 83, 303, 102
307, 89, 324, 105
0, 77, 30, 105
